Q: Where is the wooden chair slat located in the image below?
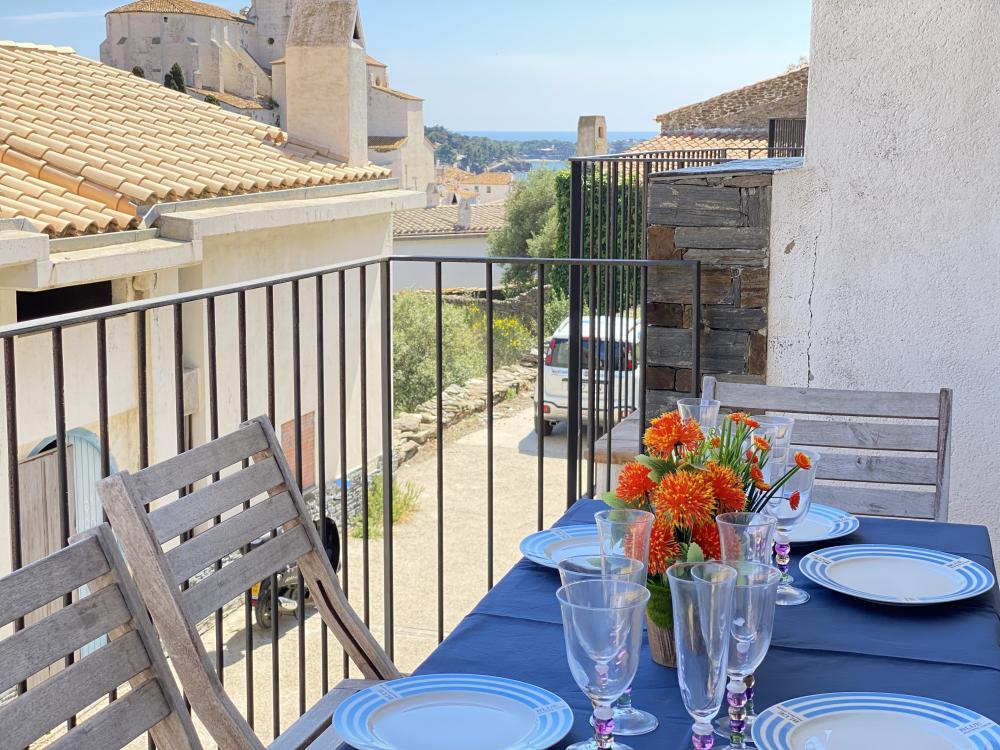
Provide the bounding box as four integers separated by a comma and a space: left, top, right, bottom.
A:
150, 457, 285, 543
46, 678, 171, 750
0, 582, 131, 694
270, 679, 377, 750
182, 523, 311, 624
811, 452, 937, 485
132, 421, 268, 501
791, 418, 938, 452
167, 491, 298, 584
0, 535, 109, 628
710, 379, 941, 418
0, 629, 151, 749
814, 484, 936, 519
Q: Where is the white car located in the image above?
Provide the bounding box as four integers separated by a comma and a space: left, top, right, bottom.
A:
536, 315, 640, 435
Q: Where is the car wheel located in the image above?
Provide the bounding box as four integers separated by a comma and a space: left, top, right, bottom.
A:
538, 419, 555, 436
254, 580, 273, 630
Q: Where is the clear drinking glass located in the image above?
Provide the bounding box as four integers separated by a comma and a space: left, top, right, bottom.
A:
765, 448, 820, 606
668, 562, 737, 750
677, 398, 721, 432
714, 513, 777, 742
557, 580, 650, 750
751, 416, 795, 485
720, 562, 780, 750
594, 509, 657, 735
558, 555, 646, 587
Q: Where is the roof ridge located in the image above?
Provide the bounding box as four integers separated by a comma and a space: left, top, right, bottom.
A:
0, 40, 75, 54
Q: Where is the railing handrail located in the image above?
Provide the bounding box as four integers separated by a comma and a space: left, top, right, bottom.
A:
0, 255, 696, 338
569, 146, 803, 163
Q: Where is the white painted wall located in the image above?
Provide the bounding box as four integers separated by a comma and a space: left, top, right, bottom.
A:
393, 234, 494, 291
768, 0, 1000, 544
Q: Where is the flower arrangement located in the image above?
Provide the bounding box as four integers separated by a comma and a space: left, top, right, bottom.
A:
601, 410, 812, 638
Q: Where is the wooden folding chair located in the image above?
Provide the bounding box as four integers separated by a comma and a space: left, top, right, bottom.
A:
99, 416, 400, 750
703, 376, 953, 520
0, 524, 201, 750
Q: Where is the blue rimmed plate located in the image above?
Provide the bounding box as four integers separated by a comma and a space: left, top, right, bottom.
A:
519, 524, 599, 569
332, 673, 574, 750
752, 692, 1000, 749
786, 502, 859, 543
799, 544, 995, 605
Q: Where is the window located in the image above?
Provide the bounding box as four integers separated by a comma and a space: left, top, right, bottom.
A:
16, 281, 113, 322
117, 36, 127, 44
487, 186, 492, 193
268, 37, 275, 45
151, 36, 161, 44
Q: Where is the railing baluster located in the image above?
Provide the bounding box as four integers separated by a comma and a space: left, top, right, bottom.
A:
435, 262, 445, 641
206, 298, 224, 687
315, 275, 329, 693
292, 280, 306, 718
4, 337, 25, 699
379, 259, 394, 661
486, 262, 494, 590
359, 267, 371, 629
237, 290, 254, 730
265, 285, 279, 738
535, 263, 545, 532
337, 270, 350, 677
51, 326, 73, 729
566, 162, 583, 508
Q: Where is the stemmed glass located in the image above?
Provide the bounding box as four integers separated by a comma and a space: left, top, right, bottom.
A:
668, 562, 737, 750
594, 509, 657, 735
677, 398, 721, 432
714, 512, 777, 739
556, 579, 650, 750
752, 416, 794, 485
765, 448, 820, 606
719, 562, 780, 750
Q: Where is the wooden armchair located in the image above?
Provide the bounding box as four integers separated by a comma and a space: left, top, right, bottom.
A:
99, 416, 400, 750
0, 524, 201, 750
703, 376, 953, 521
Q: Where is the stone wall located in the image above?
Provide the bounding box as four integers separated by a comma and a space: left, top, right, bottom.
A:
644, 160, 788, 417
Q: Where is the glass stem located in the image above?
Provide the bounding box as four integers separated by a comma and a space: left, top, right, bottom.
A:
692, 720, 715, 750
744, 673, 756, 718
726, 677, 748, 749
616, 685, 633, 711
593, 703, 615, 749
774, 531, 792, 585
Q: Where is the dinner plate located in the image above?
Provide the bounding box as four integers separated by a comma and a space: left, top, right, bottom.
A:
786, 503, 859, 543
752, 692, 1000, 749
519, 525, 600, 568
332, 673, 574, 750
799, 544, 995, 605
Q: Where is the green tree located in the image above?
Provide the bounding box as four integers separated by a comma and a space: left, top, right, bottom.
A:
131, 65, 145, 78
168, 63, 186, 93
164, 72, 177, 90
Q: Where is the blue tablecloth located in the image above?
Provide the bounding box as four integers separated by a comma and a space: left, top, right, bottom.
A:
413, 499, 1000, 748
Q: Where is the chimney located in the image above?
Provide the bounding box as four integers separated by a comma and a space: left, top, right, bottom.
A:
576, 115, 609, 157
285, 0, 368, 165
456, 199, 472, 230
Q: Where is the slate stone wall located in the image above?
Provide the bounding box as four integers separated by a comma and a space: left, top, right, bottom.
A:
644, 165, 776, 417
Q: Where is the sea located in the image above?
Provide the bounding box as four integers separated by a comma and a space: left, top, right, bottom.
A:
458, 131, 656, 175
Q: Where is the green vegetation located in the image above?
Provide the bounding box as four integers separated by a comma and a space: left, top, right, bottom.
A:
426, 125, 575, 172
203, 94, 221, 106
349, 475, 422, 539
164, 63, 186, 92
131, 65, 145, 78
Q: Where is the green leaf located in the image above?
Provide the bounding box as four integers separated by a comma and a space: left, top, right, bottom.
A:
636, 454, 672, 482
686, 542, 705, 562
598, 490, 626, 508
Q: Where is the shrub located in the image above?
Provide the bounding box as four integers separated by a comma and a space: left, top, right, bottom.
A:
168, 62, 186, 93
204, 94, 220, 106
542, 288, 569, 338
467, 309, 532, 368
349, 475, 421, 539
131, 65, 145, 78
393, 291, 485, 412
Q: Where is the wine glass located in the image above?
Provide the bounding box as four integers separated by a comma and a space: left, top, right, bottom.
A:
714, 512, 776, 739
668, 562, 737, 750
752, 416, 794, 485
594, 509, 657, 735
558, 555, 646, 586
556, 579, 650, 750
677, 398, 721, 431
765, 448, 820, 606
720, 562, 780, 750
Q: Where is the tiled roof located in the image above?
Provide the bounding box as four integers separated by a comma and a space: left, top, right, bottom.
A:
394, 204, 506, 237
373, 85, 422, 102
628, 131, 768, 155
368, 135, 407, 152
655, 67, 808, 132
189, 86, 268, 110
437, 166, 474, 184
366, 55, 387, 68
0, 41, 390, 237
458, 171, 514, 186
108, 0, 246, 21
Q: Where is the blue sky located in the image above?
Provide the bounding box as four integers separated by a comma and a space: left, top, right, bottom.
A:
0, 1, 811, 131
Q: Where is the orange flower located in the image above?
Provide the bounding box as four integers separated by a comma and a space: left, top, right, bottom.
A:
710, 436, 722, 448
704, 461, 747, 513
653, 471, 715, 529
794, 451, 812, 470
691, 522, 722, 560
643, 412, 704, 458
789, 490, 801, 511
744, 417, 760, 429
745, 449, 759, 464
728, 412, 747, 423
752, 435, 771, 452
616, 462, 655, 504
750, 465, 764, 483
648, 519, 682, 576
755, 479, 771, 491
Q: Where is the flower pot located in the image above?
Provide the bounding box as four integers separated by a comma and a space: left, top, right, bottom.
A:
645, 612, 677, 667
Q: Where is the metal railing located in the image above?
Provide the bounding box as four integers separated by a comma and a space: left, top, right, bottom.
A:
0, 252, 700, 743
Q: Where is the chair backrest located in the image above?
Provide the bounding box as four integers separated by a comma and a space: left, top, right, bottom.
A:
99, 415, 400, 750
0, 524, 201, 750
703, 376, 952, 521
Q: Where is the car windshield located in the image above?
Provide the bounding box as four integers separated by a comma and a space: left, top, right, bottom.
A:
550, 338, 630, 369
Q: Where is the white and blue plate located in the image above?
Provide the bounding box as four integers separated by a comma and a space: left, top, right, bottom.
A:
799, 544, 995, 605
752, 692, 1000, 749
786, 503, 859, 543
332, 673, 574, 750
519, 525, 600, 569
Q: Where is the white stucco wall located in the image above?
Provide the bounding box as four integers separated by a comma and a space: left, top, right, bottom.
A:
768, 0, 1000, 543
393, 234, 495, 291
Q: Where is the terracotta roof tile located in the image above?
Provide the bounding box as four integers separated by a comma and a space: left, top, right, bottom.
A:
628, 131, 768, 154
458, 171, 514, 186
369, 135, 407, 152
0, 41, 390, 237
394, 204, 507, 237
372, 84, 422, 102
107, 0, 246, 22
189, 86, 270, 110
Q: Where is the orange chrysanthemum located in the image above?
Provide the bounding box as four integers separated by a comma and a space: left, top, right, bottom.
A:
648, 519, 682, 576
710, 436, 722, 448
794, 451, 812, 470
705, 462, 747, 513
728, 412, 747, 423
752, 435, 771, 452
691, 522, 722, 560
653, 471, 715, 529
750, 465, 764, 483
755, 479, 771, 491
744, 417, 760, 429
789, 490, 801, 511
643, 412, 704, 458
745, 449, 760, 464
616, 462, 655, 504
